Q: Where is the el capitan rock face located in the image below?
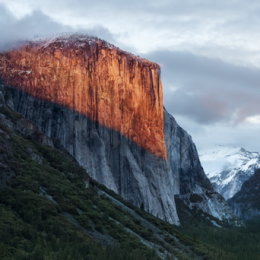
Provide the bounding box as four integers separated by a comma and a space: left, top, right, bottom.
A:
0, 35, 178, 224
0, 35, 239, 225
0, 35, 166, 159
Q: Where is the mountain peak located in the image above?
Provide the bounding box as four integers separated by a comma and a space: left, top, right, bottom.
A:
29, 33, 158, 69
200, 145, 260, 200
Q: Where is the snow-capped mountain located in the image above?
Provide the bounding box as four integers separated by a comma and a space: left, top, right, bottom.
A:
199, 145, 260, 200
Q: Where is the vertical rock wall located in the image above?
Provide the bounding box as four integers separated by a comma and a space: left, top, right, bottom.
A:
164, 108, 212, 195
0, 35, 239, 225
0, 35, 179, 224
11, 88, 179, 224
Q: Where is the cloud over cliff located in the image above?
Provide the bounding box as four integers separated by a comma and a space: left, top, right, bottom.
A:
0, 3, 115, 51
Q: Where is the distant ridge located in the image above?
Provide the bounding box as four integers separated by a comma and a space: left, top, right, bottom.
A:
199, 145, 260, 200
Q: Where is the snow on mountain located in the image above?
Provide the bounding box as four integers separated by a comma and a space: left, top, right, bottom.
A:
199, 145, 260, 200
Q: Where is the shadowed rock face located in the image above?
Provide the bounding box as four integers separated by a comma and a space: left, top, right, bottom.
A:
163, 109, 240, 225
228, 169, 260, 220
10, 88, 179, 224
0, 35, 237, 225
163, 108, 213, 195
9, 87, 219, 225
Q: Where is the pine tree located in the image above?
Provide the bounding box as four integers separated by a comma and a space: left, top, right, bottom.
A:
0, 243, 6, 259
34, 244, 43, 260
193, 233, 197, 242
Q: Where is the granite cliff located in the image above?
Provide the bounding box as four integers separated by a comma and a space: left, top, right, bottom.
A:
0, 34, 238, 225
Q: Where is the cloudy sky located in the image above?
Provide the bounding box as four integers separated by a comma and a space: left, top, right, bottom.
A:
1, 0, 260, 152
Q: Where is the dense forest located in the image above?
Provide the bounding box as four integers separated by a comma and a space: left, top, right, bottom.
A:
177, 219, 260, 260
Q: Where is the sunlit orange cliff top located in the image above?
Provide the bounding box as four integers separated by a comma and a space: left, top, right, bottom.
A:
0, 34, 168, 159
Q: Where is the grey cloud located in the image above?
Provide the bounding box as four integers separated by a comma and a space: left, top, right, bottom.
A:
143, 50, 260, 124
173, 112, 260, 152
27, 0, 260, 17
0, 4, 116, 51
4, 0, 260, 31
2, 1, 260, 64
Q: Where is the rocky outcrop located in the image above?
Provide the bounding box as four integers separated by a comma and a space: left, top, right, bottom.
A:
164, 109, 240, 224
0, 35, 239, 225
175, 192, 243, 226
164, 108, 212, 195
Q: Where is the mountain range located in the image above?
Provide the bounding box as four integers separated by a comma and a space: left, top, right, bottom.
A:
199, 145, 260, 200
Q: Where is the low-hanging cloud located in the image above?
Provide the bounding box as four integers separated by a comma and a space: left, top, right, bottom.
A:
143, 50, 260, 125
0, 3, 116, 51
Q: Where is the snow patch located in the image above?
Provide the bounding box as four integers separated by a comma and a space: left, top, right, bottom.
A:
199, 145, 260, 199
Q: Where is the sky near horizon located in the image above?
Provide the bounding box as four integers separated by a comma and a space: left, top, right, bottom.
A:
0, 0, 260, 152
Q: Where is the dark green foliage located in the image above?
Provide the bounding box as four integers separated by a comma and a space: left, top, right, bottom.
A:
176, 220, 260, 260
0, 106, 22, 123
